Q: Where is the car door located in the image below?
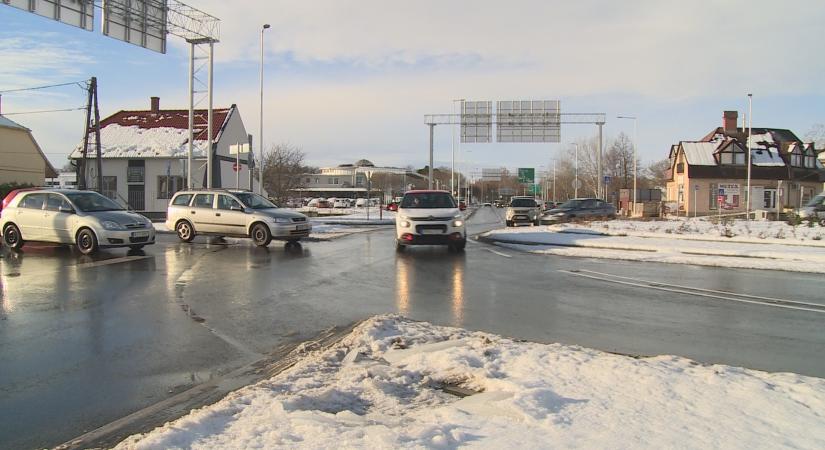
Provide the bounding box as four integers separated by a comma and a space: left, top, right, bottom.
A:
214, 194, 248, 235
580, 199, 598, 218
43, 194, 74, 243
189, 193, 217, 233
15, 193, 48, 240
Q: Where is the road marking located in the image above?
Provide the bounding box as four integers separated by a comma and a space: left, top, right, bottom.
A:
75, 255, 152, 269
485, 248, 512, 258
559, 269, 825, 314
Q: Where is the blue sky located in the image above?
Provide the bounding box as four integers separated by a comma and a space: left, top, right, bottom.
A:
2, 0, 824, 173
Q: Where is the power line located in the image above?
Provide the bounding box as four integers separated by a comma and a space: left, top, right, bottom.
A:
2, 107, 86, 116
0, 80, 88, 95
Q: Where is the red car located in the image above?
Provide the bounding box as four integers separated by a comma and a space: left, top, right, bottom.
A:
386, 202, 399, 211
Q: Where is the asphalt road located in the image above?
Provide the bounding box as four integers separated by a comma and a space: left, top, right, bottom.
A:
1, 207, 824, 449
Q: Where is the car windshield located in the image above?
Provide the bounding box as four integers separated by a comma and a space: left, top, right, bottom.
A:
557, 199, 585, 209
234, 192, 277, 209
65, 192, 124, 212
804, 194, 825, 207
400, 192, 456, 209
510, 198, 536, 207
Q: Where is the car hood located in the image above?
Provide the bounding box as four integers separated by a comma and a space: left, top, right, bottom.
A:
254, 208, 308, 220
547, 208, 573, 214
84, 210, 150, 225
398, 207, 460, 219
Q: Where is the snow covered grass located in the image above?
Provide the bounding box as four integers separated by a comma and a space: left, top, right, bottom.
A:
309, 208, 396, 225
116, 316, 825, 449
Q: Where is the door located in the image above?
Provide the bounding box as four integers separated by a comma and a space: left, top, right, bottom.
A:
213, 194, 249, 235
14, 193, 48, 240
189, 193, 217, 233
128, 184, 145, 211
44, 194, 74, 243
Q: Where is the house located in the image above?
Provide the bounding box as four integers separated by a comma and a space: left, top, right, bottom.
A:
0, 115, 57, 185
295, 159, 426, 200
69, 97, 257, 218
665, 111, 825, 216
45, 171, 78, 189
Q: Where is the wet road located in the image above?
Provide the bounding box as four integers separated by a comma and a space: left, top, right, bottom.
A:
1, 207, 824, 449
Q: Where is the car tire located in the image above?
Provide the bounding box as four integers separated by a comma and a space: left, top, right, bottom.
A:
76, 228, 98, 255
396, 242, 405, 252
451, 239, 466, 252
250, 223, 272, 247
2, 223, 25, 250
505, 220, 512, 227
533, 219, 540, 226
176, 220, 195, 243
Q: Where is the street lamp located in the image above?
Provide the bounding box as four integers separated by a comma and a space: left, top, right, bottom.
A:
258, 23, 270, 195
451, 99, 465, 196
617, 115, 638, 215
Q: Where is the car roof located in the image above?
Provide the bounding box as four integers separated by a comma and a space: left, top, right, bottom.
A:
404, 190, 451, 194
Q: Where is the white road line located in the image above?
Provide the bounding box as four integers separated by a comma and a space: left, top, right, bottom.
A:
576, 269, 825, 309
559, 269, 825, 314
485, 248, 512, 258
75, 255, 152, 269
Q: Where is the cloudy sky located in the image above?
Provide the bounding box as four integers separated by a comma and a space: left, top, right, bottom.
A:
2, 0, 824, 173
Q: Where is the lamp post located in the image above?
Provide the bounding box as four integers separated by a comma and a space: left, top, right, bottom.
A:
572, 143, 579, 198
258, 24, 270, 195
451, 99, 464, 196
617, 115, 638, 215
746, 93, 753, 221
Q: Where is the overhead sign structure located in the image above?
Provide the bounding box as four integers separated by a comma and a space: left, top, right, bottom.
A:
517, 168, 535, 184
2, 0, 94, 31
497, 100, 560, 143
102, 0, 168, 54
461, 101, 492, 143
481, 168, 502, 182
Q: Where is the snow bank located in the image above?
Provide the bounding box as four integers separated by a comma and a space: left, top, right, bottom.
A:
116, 316, 825, 449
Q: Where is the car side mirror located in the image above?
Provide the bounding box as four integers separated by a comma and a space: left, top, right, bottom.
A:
230, 205, 244, 212
59, 205, 75, 214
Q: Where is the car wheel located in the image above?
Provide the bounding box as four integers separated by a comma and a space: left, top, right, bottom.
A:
451, 239, 466, 252
533, 219, 540, 226
2, 223, 25, 250
76, 228, 98, 255
608, 214, 617, 220
176, 220, 195, 242
250, 223, 272, 247
819, 218, 825, 227
396, 242, 405, 252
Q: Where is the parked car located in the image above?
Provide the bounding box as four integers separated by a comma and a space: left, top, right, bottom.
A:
355, 198, 368, 207
799, 191, 825, 226
505, 197, 541, 227
333, 198, 349, 208
0, 189, 155, 254
386, 202, 399, 211
395, 190, 466, 251
166, 189, 310, 246
540, 198, 617, 224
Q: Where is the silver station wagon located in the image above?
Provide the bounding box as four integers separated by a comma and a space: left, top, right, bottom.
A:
165, 189, 311, 247
0, 189, 155, 254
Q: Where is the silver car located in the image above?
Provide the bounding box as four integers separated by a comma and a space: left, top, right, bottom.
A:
0, 189, 155, 254
505, 197, 541, 226
799, 192, 825, 226
165, 190, 311, 247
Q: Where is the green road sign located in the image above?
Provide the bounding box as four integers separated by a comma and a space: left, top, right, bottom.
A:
517, 167, 535, 184
529, 184, 541, 194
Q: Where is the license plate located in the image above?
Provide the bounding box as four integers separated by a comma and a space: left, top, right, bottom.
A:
296, 224, 309, 231
515, 215, 527, 220
421, 229, 442, 235
131, 231, 149, 238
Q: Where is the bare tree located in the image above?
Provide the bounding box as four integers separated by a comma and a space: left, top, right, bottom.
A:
261, 143, 312, 204
644, 158, 671, 189
804, 124, 825, 148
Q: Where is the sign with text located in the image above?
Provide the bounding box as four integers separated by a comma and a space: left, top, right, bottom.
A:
496, 100, 560, 143
517, 168, 535, 184
461, 100, 492, 143
718, 183, 740, 209
481, 168, 502, 182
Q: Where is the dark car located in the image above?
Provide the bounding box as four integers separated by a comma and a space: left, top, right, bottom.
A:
540, 198, 617, 224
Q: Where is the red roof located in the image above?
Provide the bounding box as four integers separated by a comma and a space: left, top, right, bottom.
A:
99, 108, 231, 141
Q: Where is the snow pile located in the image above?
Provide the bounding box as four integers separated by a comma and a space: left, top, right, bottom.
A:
310, 208, 396, 225
116, 316, 825, 449
71, 124, 207, 159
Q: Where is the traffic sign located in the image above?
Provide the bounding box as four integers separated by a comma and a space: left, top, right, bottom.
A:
232, 162, 241, 172
604, 175, 612, 184
517, 168, 535, 184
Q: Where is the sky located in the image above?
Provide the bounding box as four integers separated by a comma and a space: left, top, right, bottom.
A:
2, 0, 824, 175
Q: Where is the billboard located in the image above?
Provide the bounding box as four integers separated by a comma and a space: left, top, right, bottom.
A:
481, 168, 502, 182
102, 0, 168, 54
517, 168, 534, 184
461, 100, 492, 143
497, 100, 560, 143
3, 0, 94, 31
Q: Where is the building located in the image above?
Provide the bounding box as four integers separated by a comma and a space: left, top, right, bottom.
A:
0, 115, 57, 185
69, 97, 256, 218
665, 111, 825, 216
45, 171, 78, 189
295, 159, 426, 200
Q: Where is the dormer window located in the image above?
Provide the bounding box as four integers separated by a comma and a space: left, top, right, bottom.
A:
791, 148, 803, 167
718, 146, 745, 165
804, 150, 816, 168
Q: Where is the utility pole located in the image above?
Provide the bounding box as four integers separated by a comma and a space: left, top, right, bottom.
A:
92, 77, 102, 193
746, 93, 753, 221
427, 123, 435, 189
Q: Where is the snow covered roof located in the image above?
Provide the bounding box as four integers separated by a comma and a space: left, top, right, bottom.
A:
680, 142, 717, 166
0, 115, 28, 131
70, 107, 233, 159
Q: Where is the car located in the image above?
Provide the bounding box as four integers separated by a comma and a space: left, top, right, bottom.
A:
395, 190, 466, 251
355, 198, 368, 207
799, 191, 825, 226
333, 198, 349, 208
0, 189, 155, 255
505, 197, 541, 227
482, 202, 492, 207
166, 189, 311, 247
386, 202, 399, 211
540, 198, 617, 224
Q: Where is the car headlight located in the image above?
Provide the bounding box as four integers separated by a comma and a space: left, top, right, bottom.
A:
399, 220, 410, 228
453, 220, 464, 227
272, 217, 291, 223
101, 220, 126, 230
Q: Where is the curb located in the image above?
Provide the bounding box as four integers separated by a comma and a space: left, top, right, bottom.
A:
476, 233, 657, 253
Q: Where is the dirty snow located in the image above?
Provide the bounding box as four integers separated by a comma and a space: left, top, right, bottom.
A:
116, 316, 825, 449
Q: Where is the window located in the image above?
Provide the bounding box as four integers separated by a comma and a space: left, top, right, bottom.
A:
332, 177, 339, 185
805, 154, 816, 168
314, 178, 319, 184
45, 194, 72, 212
102, 176, 117, 200
305, 177, 311, 184
734, 152, 746, 165
791, 150, 803, 167
719, 147, 745, 165
400, 192, 457, 208
217, 194, 242, 210
172, 194, 193, 206
19, 193, 47, 209
157, 175, 184, 199
676, 162, 685, 173
127, 160, 145, 183
192, 194, 214, 208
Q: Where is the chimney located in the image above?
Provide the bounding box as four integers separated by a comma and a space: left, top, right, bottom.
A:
150, 96, 160, 113
723, 110, 738, 132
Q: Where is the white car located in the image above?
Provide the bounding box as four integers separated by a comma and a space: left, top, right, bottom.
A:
165, 190, 310, 247
395, 190, 466, 251
506, 196, 541, 226
355, 198, 368, 207
0, 189, 155, 255
333, 198, 349, 208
